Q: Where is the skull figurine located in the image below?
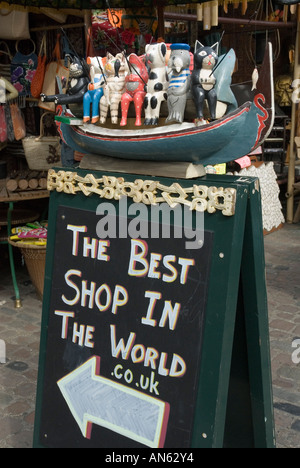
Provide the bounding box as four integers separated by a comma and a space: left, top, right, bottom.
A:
274, 75, 293, 107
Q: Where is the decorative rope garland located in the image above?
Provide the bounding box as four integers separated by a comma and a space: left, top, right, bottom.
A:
47, 169, 237, 217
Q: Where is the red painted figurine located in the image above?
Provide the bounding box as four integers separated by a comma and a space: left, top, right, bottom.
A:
120, 54, 148, 127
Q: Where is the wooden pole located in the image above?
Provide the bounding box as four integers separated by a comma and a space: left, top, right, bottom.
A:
164, 12, 297, 29
287, 5, 300, 223
30, 22, 85, 33
156, 0, 166, 39
83, 9, 92, 56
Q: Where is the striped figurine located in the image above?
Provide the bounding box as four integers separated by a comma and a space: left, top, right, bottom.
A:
166, 44, 191, 124
100, 52, 126, 125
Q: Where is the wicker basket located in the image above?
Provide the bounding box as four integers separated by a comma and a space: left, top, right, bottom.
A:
22, 112, 61, 170
9, 240, 46, 300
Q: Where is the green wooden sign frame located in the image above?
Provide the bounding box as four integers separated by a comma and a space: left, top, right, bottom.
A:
33, 169, 275, 449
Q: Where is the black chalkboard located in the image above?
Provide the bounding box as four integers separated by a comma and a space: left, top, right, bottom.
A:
34, 171, 276, 449
38, 205, 213, 448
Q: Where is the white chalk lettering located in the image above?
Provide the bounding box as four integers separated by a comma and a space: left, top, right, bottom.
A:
128, 239, 195, 285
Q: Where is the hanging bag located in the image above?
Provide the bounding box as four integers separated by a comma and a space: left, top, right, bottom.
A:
4, 104, 15, 142
0, 105, 7, 143
10, 102, 26, 140
31, 34, 47, 99
38, 35, 69, 112
11, 39, 38, 97
22, 112, 61, 170
0, 41, 12, 81
0, 9, 30, 40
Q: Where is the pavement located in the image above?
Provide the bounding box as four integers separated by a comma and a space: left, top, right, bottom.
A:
264, 223, 300, 448
0, 223, 299, 448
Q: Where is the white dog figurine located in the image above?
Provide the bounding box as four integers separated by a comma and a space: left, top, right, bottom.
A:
144, 42, 169, 125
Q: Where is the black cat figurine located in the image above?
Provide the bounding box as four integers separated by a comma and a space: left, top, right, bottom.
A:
40, 55, 89, 106
191, 40, 219, 125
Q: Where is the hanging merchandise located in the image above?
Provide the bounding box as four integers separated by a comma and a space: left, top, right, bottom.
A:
0, 41, 12, 81
0, 105, 7, 143
107, 8, 123, 29
196, 1, 219, 31
22, 112, 61, 170
31, 34, 47, 99
9, 102, 26, 140
0, 8, 30, 40
11, 39, 38, 97
121, 7, 158, 51
89, 10, 123, 56
121, 7, 158, 36
4, 104, 15, 142
39, 35, 69, 112
0, 75, 18, 142
61, 35, 73, 66
246, 0, 281, 65
0, 76, 18, 104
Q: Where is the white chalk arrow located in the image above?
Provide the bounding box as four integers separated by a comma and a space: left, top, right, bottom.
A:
57, 356, 170, 448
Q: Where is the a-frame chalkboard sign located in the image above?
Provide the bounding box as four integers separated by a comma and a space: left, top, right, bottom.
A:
33, 168, 275, 449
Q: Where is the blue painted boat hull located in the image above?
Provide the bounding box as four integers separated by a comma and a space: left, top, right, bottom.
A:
56, 44, 274, 166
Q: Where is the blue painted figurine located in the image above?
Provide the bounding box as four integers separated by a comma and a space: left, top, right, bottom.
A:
83, 57, 105, 124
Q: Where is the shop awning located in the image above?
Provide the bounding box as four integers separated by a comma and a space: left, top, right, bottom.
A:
0, 0, 211, 9
0, 0, 298, 12
2, 0, 286, 10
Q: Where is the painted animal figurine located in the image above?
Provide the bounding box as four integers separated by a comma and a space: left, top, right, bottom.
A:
166, 43, 191, 124
191, 40, 219, 125
83, 56, 105, 124
40, 55, 89, 106
120, 54, 148, 127
100, 52, 126, 125
144, 42, 169, 126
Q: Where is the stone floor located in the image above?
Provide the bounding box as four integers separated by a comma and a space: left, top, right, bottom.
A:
0, 223, 299, 448
0, 252, 41, 448
264, 223, 300, 448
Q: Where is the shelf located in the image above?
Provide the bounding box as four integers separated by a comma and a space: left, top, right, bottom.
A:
263, 148, 285, 154
262, 114, 290, 174
265, 138, 284, 143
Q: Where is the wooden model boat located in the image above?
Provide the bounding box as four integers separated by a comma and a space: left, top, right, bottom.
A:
55, 43, 274, 167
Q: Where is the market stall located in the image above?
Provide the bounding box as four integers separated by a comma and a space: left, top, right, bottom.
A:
0, 0, 297, 226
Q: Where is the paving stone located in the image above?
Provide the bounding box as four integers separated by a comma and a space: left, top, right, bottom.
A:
0, 392, 13, 408
291, 420, 300, 432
